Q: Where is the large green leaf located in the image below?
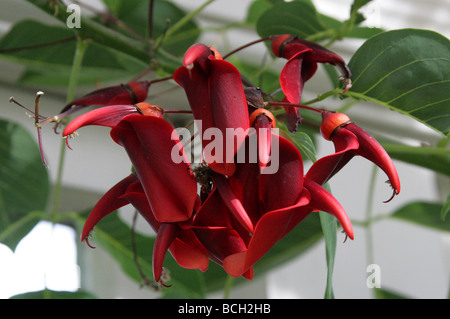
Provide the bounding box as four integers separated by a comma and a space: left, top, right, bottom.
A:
23, 0, 150, 63
10, 289, 96, 299
390, 201, 450, 233
0, 120, 50, 250
256, 1, 326, 39
347, 29, 450, 136
103, 0, 200, 56
0, 20, 147, 86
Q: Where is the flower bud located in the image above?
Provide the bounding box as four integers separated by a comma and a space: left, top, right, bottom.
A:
135, 102, 164, 118
320, 111, 351, 140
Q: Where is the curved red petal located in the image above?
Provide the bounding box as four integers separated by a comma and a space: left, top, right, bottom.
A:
226, 189, 311, 277
182, 43, 213, 73
259, 135, 304, 212
61, 81, 149, 114
213, 173, 254, 234
111, 115, 197, 222
169, 238, 210, 272
344, 123, 401, 196
306, 128, 359, 185
173, 65, 215, 131
62, 105, 139, 137
304, 178, 354, 240
153, 223, 179, 283
279, 51, 306, 105
81, 174, 138, 241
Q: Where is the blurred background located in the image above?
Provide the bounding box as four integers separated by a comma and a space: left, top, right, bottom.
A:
0, 0, 448, 298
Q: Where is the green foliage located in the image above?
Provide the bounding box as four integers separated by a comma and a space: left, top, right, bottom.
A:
347, 29, 450, 136
0, 120, 50, 250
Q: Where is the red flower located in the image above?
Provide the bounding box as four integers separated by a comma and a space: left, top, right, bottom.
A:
65, 102, 206, 284
64, 102, 198, 223
271, 34, 351, 132
306, 111, 401, 201
60, 81, 150, 115
192, 134, 354, 278
81, 174, 210, 284
173, 44, 250, 176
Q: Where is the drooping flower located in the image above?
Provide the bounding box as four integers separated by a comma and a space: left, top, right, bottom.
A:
63, 102, 198, 223
60, 81, 150, 115
306, 111, 401, 201
192, 134, 354, 278
110, 113, 198, 222
80, 173, 210, 284
271, 34, 351, 132
173, 43, 250, 176
64, 102, 206, 284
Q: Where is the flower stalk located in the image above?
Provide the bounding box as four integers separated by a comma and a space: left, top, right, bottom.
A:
50, 38, 88, 220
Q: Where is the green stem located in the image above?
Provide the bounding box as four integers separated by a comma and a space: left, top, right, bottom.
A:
153, 0, 216, 51
50, 38, 88, 221
301, 88, 342, 106
365, 165, 378, 271
223, 275, 235, 299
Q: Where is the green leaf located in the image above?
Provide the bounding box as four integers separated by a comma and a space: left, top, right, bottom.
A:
9, 289, 96, 299
23, 0, 150, 63
442, 194, 449, 221
246, 0, 272, 24
347, 29, 450, 136
0, 120, 50, 250
0, 20, 147, 86
374, 287, 410, 299
381, 142, 450, 176
103, 0, 200, 56
390, 201, 450, 232
276, 119, 318, 163
256, 1, 326, 39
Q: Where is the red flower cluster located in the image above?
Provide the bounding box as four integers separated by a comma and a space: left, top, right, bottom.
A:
61, 35, 400, 286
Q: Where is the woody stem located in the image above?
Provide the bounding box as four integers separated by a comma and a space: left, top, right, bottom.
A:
265, 101, 323, 113
222, 36, 273, 60
50, 39, 88, 221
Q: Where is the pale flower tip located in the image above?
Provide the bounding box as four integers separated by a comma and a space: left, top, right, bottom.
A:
36, 91, 44, 96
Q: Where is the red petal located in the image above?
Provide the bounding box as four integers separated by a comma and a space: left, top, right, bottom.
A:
193, 188, 249, 270
61, 81, 150, 114
258, 135, 304, 212
344, 123, 401, 197
153, 223, 179, 282
304, 178, 354, 240
305, 128, 359, 185
169, 232, 210, 272
279, 50, 310, 105
182, 43, 213, 74
81, 174, 138, 242
62, 105, 139, 137
213, 173, 254, 234
111, 115, 197, 222
224, 189, 311, 277
271, 34, 292, 57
